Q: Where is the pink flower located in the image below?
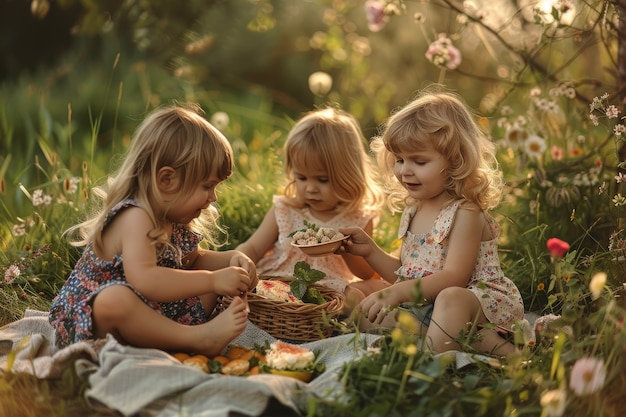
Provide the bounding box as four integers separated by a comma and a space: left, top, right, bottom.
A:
4, 265, 20, 284
551, 145, 563, 161
364, 1, 387, 32
569, 357, 606, 396
547, 238, 570, 258
425, 35, 462, 70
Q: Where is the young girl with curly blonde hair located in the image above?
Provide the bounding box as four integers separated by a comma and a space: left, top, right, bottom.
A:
342, 88, 524, 356
49, 104, 257, 356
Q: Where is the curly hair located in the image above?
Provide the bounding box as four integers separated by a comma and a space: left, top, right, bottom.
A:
372, 86, 504, 212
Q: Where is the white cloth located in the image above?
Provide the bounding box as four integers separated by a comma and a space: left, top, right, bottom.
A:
1, 310, 541, 416
0, 310, 379, 417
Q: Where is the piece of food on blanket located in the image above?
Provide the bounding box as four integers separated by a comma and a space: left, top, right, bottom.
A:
263, 340, 319, 382
255, 279, 303, 303
172, 345, 265, 376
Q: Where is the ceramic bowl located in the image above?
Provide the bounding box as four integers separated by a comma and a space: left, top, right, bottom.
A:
291, 236, 348, 257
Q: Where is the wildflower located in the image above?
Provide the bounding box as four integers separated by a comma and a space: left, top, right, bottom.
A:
605, 104, 619, 119
12, 223, 26, 237
31, 189, 52, 206
63, 177, 80, 194
425, 35, 462, 70
589, 272, 606, 300
308, 71, 333, 96
547, 238, 570, 258
540, 389, 567, 417
402, 343, 418, 356
551, 145, 563, 161
396, 309, 419, 334
615, 173, 626, 184
210, 112, 230, 131
4, 265, 20, 284
537, 282, 545, 291
569, 357, 606, 396
614, 124, 625, 137
612, 193, 626, 207
504, 126, 528, 149
523, 134, 547, 157
30, 0, 50, 19
364, 0, 387, 32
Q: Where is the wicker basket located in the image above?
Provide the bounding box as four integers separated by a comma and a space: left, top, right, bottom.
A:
219, 277, 345, 342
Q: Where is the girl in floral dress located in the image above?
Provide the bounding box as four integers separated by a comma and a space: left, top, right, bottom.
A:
49, 104, 257, 357
236, 107, 386, 312
342, 87, 524, 356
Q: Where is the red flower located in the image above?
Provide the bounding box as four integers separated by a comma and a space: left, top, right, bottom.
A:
547, 238, 570, 258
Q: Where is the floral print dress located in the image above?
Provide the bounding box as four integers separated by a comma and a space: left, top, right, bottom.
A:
49, 198, 205, 348
255, 195, 377, 292
395, 200, 524, 329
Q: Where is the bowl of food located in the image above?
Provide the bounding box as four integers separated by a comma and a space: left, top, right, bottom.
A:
290, 226, 348, 257
261, 340, 324, 382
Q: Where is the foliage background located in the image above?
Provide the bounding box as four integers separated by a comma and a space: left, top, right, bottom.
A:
1, 1, 626, 416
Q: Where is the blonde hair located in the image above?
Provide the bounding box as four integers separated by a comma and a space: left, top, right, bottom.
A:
373, 87, 504, 212
283, 107, 384, 214
68, 103, 234, 255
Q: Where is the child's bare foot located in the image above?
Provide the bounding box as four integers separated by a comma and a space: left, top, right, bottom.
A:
198, 296, 248, 356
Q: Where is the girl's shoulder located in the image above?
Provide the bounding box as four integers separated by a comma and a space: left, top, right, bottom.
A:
397, 205, 418, 238
436, 200, 499, 242
433, 200, 478, 243
103, 198, 142, 228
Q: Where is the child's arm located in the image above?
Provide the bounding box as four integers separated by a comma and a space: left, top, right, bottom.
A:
188, 248, 258, 292
110, 207, 253, 302
358, 205, 485, 324
340, 219, 380, 280
236, 206, 279, 262
340, 226, 401, 283
417, 205, 484, 302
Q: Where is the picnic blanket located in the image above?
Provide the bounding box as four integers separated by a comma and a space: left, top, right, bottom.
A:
0, 310, 381, 416
0, 310, 542, 416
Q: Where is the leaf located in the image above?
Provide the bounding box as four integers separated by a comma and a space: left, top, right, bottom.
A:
303, 268, 326, 285
302, 287, 325, 304
293, 261, 311, 279
290, 279, 309, 300
290, 261, 326, 303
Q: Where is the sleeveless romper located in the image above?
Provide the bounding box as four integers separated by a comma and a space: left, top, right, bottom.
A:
49, 198, 205, 348
395, 200, 524, 329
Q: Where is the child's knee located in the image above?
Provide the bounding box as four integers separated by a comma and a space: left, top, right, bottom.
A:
92, 285, 136, 320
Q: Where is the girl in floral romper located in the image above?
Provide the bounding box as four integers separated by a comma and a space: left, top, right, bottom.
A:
342, 87, 524, 356
49, 104, 257, 357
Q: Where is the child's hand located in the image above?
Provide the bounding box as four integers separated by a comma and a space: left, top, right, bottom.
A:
359, 288, 398, 324
339, 227, 374, 257
230, 252, 258, 291
213, 267, 253, 297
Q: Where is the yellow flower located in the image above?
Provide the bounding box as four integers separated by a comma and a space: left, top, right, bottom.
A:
540, 389, 567, 417
589, 272, 607, 300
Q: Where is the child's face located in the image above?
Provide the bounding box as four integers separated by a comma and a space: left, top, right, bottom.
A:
392, 147, 449, 202
166, 172, 223, 224
292, 164, 340, 214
